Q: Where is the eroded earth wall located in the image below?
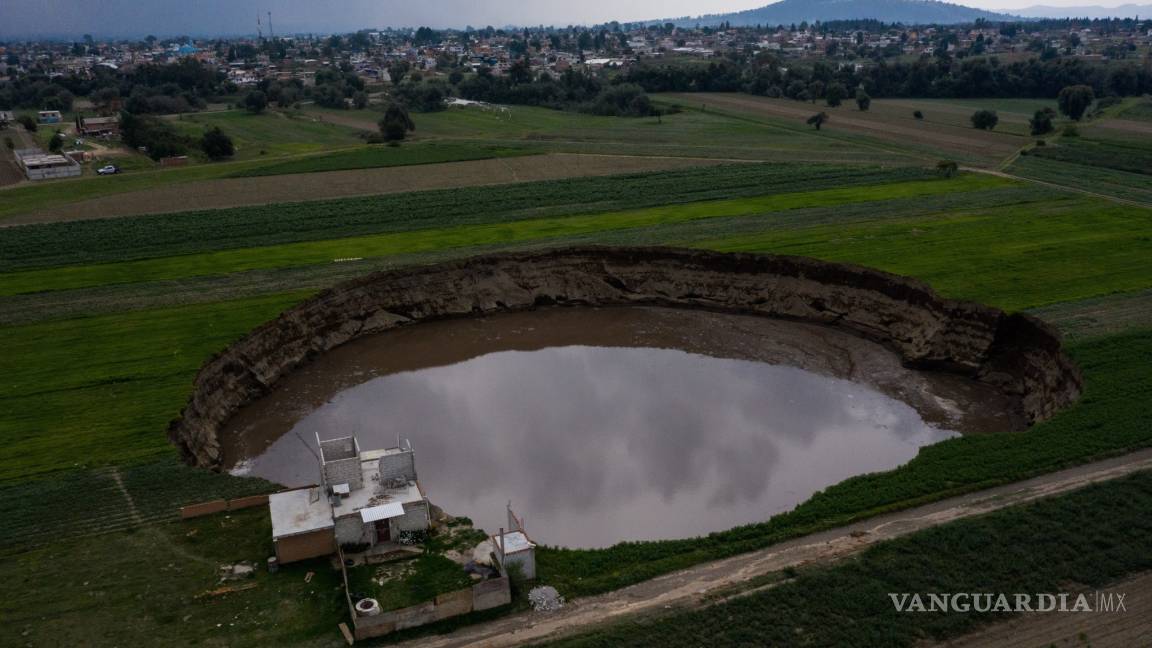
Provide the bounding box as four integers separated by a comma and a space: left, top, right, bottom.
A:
169, 247, 1083, 467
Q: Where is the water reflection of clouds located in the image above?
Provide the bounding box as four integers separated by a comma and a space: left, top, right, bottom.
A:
249, 345, 956, 547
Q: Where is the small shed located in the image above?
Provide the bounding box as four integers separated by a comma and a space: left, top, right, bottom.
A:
493, 505, 537, 580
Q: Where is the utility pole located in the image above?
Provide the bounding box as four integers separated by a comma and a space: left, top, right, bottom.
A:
268, 12, 275, 40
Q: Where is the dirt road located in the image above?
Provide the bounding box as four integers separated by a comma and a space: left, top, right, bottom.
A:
393, 448, 1152, 648
2, 153, 725, 225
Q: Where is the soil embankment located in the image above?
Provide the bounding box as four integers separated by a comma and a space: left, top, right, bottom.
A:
169, 247, 1083, 467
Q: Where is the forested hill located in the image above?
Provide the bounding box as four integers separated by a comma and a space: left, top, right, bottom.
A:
665, 0, 1019, 27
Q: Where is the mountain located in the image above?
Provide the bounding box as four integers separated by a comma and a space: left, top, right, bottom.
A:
664, 0, 1020, 27
1016, 4, 1152, 18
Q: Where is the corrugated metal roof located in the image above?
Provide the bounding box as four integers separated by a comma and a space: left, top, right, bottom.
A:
359, 502, 405, 523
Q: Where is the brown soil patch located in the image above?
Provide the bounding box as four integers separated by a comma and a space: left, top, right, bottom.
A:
669, 93, 1022, 164
5, 153, 725, 225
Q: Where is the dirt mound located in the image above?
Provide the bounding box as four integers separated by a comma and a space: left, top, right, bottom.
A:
168, 247, 1082, 467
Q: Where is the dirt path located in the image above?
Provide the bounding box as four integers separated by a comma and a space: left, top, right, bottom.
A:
393, 448, 1152, 648
940, 571, 1152, 648
2, 153, 728, 225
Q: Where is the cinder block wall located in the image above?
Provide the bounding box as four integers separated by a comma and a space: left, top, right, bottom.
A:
390, 501, 430, 534
378, 452, 415, 483
324, 457, 363, 490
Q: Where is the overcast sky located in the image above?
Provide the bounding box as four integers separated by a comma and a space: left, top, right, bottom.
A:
0, 0, 1141, 39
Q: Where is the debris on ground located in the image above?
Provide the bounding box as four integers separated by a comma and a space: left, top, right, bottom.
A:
196, 582, 259, 598
218, 561, 256, 582
528, 585, 565, 612
304, 571, 314, 583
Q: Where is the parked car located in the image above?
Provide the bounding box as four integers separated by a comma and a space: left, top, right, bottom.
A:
96, 164, 119, 175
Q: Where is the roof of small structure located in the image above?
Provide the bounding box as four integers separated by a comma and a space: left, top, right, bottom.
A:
494, 530, 535, 554
269, 486, 334, 539
359, 502, 405, 523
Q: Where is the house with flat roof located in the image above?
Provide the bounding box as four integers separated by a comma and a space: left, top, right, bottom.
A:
78, 115, 119, 136
268, 435, 431, 564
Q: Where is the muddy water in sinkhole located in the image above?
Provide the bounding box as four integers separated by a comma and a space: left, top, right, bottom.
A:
222, 307, 1024, 548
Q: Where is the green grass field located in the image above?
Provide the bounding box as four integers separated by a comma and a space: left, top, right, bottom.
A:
168, 109, 367, 161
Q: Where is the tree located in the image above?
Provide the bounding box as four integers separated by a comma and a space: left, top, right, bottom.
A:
825, 82, 845, 107
244, 90, 268, 114
17, 115, 37, 132
1029, 108, 1055, 136
806, 112, 828, 130
352, 91, 369, 109
970, 109, 999, 130
388, 61, 410, 85
48, 132, 65, 153
378, 103, 415, 141
200, 127, 234, 160
90, 87, 121, 115
855, 88, 871, 111
1057, 85, 1094, 121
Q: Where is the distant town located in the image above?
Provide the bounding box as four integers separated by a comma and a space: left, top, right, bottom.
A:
3, 18, 1151, 102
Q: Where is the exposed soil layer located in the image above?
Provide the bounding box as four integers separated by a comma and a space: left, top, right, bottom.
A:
169, 246, 1083, 468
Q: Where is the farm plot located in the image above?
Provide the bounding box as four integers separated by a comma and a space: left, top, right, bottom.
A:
1009, 155, 1152, 205
1, 153, 725, 225
660, 93, 1027, 166
305, 102, 916, 165
876, 97, 1060, 137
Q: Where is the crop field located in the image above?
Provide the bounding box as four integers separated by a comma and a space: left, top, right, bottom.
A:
2, 100, 1151, 646
0, 153, 721, 224
1009, 150, 1152, 205
1024, 136, 1152, 177
659, 92, 1028, 166
304, 101, 922, 164
876, 97, 1061, 137
227, 141, 532, 177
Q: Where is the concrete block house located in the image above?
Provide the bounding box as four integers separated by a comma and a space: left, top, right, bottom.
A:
268, 435, 431, 564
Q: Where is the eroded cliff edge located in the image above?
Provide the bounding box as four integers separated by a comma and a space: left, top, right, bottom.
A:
169, 247, 1083, 468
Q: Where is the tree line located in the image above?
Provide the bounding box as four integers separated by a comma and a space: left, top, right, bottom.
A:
624, 54, 1152, 102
